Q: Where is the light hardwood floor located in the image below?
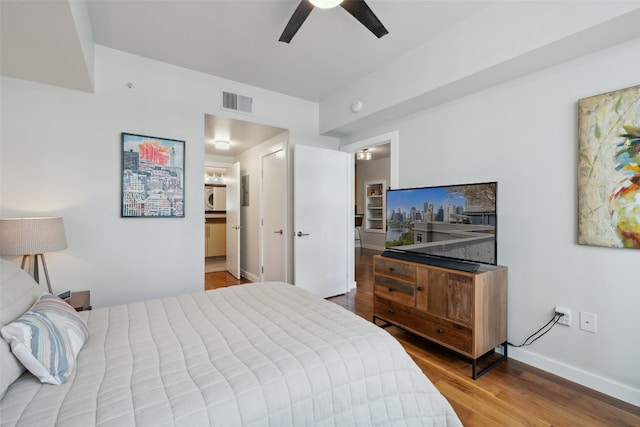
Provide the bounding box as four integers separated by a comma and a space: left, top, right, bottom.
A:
204, 270, 251, 290
205, 250, 640, 426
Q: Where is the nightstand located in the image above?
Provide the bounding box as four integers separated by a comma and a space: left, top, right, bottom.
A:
66, 291, 91, 312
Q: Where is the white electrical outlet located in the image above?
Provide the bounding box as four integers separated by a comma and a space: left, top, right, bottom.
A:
555, 306, 572, 326
580, 312, 597, 333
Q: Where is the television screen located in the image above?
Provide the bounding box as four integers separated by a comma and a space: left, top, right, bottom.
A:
386, 182, 497, 265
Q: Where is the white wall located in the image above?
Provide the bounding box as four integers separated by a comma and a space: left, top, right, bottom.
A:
0, 46, 335, 308
322, 3, 640, 136
341, 38, 640, 405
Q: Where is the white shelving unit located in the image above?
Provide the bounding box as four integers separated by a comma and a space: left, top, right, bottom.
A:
364, 180, 386, 233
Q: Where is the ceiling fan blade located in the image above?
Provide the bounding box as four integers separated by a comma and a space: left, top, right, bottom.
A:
340, 0, 388, 38
279, 0, 315, 43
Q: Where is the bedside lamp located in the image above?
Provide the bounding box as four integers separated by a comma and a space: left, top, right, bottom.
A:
0, 217, 67, 293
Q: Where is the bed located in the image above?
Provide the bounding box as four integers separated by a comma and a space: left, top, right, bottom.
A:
0, 259, 461, 426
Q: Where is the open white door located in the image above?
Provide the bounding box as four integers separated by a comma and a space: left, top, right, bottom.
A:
226, 162, 241, 279
293, 145, 350, 298
261, 148, 287, 282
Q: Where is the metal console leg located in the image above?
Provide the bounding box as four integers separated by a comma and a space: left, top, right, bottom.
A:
372, 316, 392, 329
472, 341, 508, 379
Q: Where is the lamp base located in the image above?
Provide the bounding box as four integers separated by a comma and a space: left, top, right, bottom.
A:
21, 254, 54, 294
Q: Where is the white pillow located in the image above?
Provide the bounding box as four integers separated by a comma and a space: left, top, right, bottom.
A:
0, 259, 46, 397
1, 293, 88, 385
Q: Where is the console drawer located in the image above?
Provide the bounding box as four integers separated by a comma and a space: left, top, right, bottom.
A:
374, 258, 416, 282
374, 275, 415, 305
374, 299, 472, 355
412, 316, 472, 355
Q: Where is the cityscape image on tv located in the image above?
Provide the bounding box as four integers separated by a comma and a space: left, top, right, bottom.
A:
386, 182, 497, 265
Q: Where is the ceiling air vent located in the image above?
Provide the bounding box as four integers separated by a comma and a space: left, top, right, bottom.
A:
222, 91, 253, 114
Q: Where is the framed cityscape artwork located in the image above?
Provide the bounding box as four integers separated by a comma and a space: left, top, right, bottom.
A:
121, 132, 185, 218
577, 85, 640, 249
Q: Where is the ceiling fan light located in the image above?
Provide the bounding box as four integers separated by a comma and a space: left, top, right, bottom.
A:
214, 140, 230, 150
310, 0, 343, 9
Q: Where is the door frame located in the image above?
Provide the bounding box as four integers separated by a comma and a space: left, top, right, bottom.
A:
340, 130, 399, 291
226, 161, 242, 279
204, 160, 233, 265
259, 141, 288, 282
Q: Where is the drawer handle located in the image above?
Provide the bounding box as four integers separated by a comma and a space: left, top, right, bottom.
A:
388, 267, 395, 272
388, 287, 394, 292
417, 286, 424, 291
388, 309, 395, 314
437, 328, 444, 334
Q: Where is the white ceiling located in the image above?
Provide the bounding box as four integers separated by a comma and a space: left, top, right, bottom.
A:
2, 0, 492, 157
3, 1, 640, 157
86, 0, 491, 102
204, 114, 286, 158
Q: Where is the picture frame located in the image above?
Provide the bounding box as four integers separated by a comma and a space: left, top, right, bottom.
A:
121, 132, 185, 218
577, 84, 640, 249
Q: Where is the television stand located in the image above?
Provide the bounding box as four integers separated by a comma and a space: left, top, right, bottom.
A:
373, 254, 508, 379
381, 250, 480, 272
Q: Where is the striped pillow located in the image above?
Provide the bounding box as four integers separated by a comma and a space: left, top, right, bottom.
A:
0, 294, 88, 385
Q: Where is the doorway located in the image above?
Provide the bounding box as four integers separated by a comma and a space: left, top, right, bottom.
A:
341, 131, 399, 292
205, 165, 228, 273
203, 113, 287, 286
355, 143, 391, 251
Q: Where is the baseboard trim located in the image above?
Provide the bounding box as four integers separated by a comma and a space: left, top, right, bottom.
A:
509, 347, 639, 407
241, 270, 260, 283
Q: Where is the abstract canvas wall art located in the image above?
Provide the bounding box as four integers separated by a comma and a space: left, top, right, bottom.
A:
578, 85, 640, 249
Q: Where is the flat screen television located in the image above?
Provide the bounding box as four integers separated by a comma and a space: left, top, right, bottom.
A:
385, 181, 497, 266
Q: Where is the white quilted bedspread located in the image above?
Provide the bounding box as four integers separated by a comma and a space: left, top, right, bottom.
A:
1, 282, 461, 426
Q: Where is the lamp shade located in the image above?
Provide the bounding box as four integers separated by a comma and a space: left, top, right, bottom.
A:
0, 217, 67, 256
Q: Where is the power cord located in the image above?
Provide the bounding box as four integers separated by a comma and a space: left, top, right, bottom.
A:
508, 312, 563, 347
